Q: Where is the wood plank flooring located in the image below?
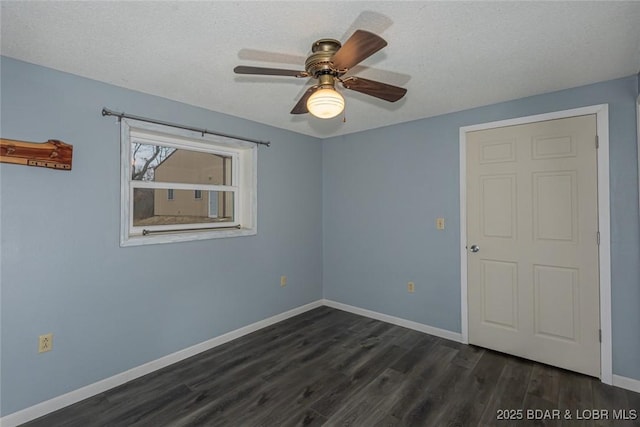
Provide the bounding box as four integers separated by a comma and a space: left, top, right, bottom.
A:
22, 307, 639, 426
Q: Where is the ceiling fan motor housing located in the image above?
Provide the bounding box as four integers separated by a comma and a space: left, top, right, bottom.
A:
305, 38, 342, 80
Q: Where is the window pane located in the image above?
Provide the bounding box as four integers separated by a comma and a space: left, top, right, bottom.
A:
133, 188, 235, 227
131, 143, 232, 185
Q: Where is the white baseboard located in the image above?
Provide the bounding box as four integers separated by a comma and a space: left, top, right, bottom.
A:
322, 299, 464, 343
613, 374, 640, 393
0, 300, 323, 427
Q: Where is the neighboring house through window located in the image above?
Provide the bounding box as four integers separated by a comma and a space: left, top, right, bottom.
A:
121, 118, 257, 246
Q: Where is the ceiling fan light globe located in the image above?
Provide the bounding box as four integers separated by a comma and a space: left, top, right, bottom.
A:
307, 88, 345, 119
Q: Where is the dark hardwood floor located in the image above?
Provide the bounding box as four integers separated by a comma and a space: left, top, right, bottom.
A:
23, 307, 639, 426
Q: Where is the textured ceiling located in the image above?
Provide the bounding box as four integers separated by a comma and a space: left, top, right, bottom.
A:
1, 1, 639, 138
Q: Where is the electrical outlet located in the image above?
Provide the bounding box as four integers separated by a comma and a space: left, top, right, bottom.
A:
407, 282, 415, 293
38, 333, 53, 353
280, 275, 287, 287
436, 218, 445, 230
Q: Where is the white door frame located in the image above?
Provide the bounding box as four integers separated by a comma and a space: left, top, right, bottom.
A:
459, 104, 612, 384
208, 191, 219, 218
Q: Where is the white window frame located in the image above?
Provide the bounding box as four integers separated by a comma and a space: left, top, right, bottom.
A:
120, 118, 257, 247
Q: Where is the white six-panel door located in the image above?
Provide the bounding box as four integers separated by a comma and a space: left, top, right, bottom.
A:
467, 114, 600, 377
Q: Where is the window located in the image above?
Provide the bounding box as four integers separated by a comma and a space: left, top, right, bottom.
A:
121, 118, 257, 246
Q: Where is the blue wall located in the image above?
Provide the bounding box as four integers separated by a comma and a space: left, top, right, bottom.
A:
0, 57, 323, 416
323, 76, 640, 382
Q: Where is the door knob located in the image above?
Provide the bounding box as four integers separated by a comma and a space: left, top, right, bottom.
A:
469, 244, 480, 253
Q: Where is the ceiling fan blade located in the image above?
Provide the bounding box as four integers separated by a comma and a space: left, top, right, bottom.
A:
238, 49, 307, 65
291, 86, 319, 114
331, 30, 387, 71
341, 77, 407, 102
234, 66, 308, 78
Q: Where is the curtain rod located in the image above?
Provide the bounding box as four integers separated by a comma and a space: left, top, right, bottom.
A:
142, 225, 241, 236
102, 108, 271, 147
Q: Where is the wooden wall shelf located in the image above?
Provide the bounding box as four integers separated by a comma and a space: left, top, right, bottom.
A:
0, 138, 73, 170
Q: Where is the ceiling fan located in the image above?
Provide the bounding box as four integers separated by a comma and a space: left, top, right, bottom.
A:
234, 30, 407, 119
